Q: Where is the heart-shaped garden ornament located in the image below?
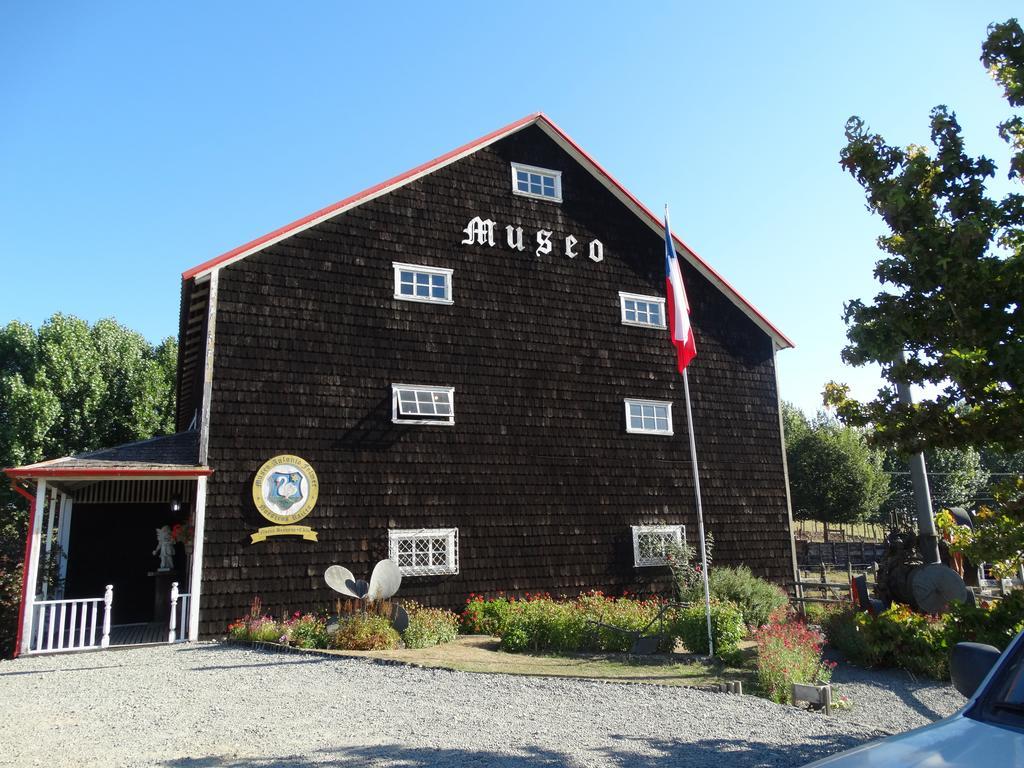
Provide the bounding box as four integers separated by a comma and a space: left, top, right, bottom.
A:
367, 559, 402, 601
324, 560, 402, 602
324, 565, 360, 598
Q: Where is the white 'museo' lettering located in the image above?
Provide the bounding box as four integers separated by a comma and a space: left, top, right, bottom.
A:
462, 217, 496, 247
565, 235, 578, 259
460, 217, 606, 266
506, 225, 525, 251
535, 230, 553, 257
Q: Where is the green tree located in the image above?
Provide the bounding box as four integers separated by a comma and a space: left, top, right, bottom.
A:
825, 18, 1024, 455
880, 446, 990, 525
784, 406, 890, 535
0, 314, 176, 656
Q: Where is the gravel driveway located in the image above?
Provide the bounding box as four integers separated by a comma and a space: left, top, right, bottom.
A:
0, 643, 962, 768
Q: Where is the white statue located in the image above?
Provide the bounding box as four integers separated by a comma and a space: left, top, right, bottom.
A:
153, 525, 175, 571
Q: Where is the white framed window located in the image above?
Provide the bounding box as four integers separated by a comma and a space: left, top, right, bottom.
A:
389, 528, 459, 576
393, 262, 453, 305
632, 524, 685, 567
625, 399, 673, 435
511, 162, 562, 202
392, 384, 455, 426
619, 292, 666, 329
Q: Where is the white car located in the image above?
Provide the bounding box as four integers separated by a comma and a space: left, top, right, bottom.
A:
802, 629, 1024, 766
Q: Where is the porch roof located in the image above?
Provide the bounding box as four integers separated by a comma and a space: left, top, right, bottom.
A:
4, 432, 212, 479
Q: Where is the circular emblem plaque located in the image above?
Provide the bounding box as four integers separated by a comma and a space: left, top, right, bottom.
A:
252, 455, 319, 526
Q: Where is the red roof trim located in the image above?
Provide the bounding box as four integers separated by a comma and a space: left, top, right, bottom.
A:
181, 112, 793, 348
182, 112, 542, 280
4, 467, 213, 479
532, 113, 795, 349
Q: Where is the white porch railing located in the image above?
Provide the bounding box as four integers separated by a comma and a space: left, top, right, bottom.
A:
168, 582, 191, 643
29, 585, 112, 654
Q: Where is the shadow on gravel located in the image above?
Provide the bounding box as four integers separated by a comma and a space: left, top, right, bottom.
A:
159, 733, 875, 768
600, 733, 876, 767
188, 658, 329, 672
0, 664, 125, 677
828, 652, 959, 723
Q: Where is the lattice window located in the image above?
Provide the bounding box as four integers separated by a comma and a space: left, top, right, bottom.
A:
393, 262, 453, 305
392, 384, 455, 426
619, 292, 666, 329
632, 525, 684, 567
511, 162, 562, 202
625, 399, 673, 435
388, 528, 459, 576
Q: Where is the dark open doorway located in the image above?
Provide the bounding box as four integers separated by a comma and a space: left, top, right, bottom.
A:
64, 503, 189, 626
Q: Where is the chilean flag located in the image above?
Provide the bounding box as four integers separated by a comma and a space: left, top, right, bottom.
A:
664, 211, 697, 373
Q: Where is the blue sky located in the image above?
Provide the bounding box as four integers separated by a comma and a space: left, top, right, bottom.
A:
1, 2, 1019, 415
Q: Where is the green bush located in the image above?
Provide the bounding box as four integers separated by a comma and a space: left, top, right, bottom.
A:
822, 604, 947, 678
329, 613, 401, 651
671, 600, 746, 659
821, 592, 1024, 681
402, 602, 460, 649
463, 592, 670, 654
945, 590, 1024, 650
461, 594, 516, 635
696, 566, 789, 629
283, 613, 329, 649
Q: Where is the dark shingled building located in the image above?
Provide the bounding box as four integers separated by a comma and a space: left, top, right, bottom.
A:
7, 113, 797, 653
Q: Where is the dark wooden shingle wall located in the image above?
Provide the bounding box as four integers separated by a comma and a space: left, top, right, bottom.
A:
196, 125, 793, 634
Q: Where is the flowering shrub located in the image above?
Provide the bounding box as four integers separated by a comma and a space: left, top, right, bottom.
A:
227, 597, 286, 643
461, 594, 516, 635
823, 592, 1024, 681
754, 619, 834, 704
329, 613, 401, 651
945, 590, 1024, 650
402, 602, 460, 649
282, 612, 329, 649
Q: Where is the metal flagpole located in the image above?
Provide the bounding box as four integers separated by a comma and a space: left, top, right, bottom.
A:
682, 367, 714, 657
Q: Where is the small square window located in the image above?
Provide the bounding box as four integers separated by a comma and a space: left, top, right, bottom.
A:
632, 525, 685, 567
624, 399, 673, 435
388, 528, 459, 576
393, 263, 453, 305
393, 384, 455, 426
619, 292, 666, 329
510, 162, 562, 202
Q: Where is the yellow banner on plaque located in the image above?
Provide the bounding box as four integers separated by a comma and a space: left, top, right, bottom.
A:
250, 525, 319, 544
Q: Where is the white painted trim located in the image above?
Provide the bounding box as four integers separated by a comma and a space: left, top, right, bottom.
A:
388, 528, 459, 576
618, 291, 667, 329
392, 262, 454, 305
624, 398, 674, 436
21, 480, 47, 654
631, 524, 685, 567
41, 493, 58, 599
198, 270, 219, 466
391, 384, 455, 426
510, 162, 563, 202
56, 497, 72, 599
187, 475, 207, 642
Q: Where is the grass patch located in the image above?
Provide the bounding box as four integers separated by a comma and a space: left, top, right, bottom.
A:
323, 635, 756, 688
